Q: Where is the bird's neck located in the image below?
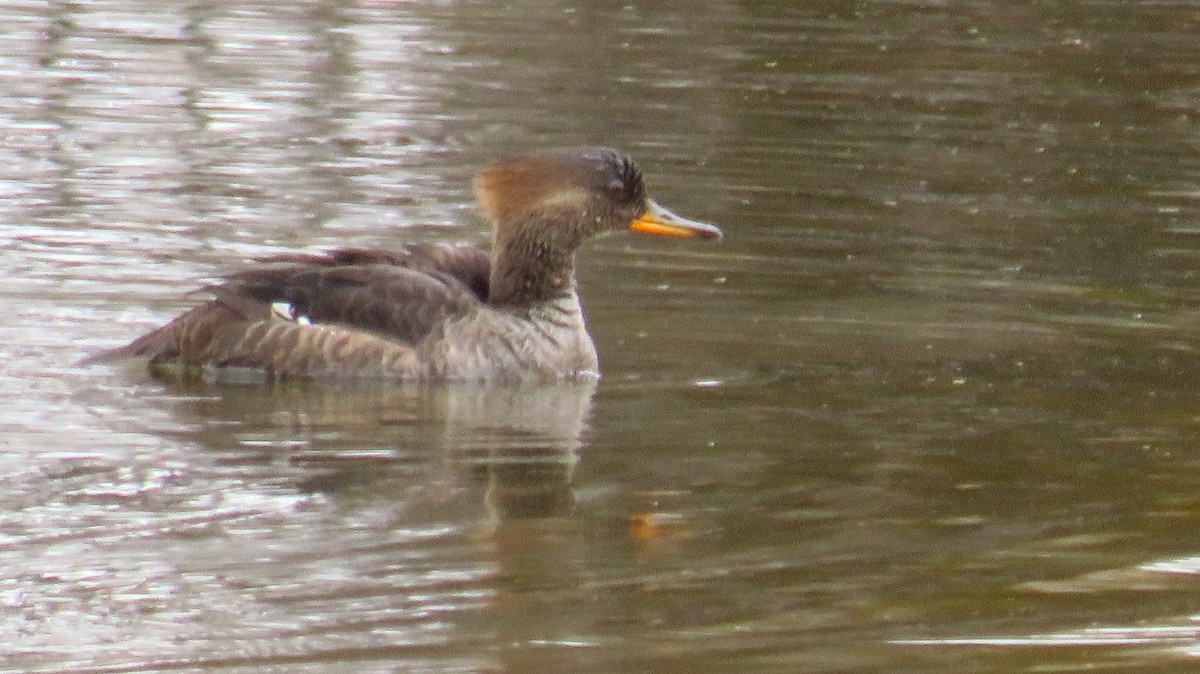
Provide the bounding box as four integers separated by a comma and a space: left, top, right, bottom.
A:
488, 217, 581, 308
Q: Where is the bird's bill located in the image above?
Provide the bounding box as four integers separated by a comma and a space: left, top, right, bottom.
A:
629, 200, 723, 240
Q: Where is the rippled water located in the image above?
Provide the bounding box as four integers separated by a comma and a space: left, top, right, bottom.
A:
5, 1, 1200, 672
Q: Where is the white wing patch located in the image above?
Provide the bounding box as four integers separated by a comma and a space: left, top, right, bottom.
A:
270, 301, 311, 325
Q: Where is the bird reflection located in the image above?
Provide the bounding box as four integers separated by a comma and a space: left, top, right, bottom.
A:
441, 382, 595, 519
149, 377, 597, 520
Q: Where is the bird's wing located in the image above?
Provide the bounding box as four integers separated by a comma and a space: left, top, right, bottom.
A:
80, 244, 493, 378
259, 243, 491, 301
226, 259, 482, 345
80, 291, 425, 378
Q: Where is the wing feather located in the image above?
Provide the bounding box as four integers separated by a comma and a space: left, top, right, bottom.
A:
81, 243, 494, 377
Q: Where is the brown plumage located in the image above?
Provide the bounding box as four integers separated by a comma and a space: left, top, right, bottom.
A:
82, 146, 722, 381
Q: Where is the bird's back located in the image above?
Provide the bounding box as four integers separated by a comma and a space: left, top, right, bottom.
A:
82, 243, 494, 379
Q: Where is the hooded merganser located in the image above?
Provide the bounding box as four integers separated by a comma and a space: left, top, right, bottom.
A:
83, 146, 722, 380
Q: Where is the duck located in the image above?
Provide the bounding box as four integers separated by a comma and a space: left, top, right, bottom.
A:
82, 146, 722, 381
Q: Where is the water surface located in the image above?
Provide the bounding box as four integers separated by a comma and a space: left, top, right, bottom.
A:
4, 1, 1200, 672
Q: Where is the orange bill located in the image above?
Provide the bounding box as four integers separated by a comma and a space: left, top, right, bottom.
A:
629, 200, 723, 240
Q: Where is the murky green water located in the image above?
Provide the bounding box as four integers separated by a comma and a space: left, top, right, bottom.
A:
4, 1, 1200, 672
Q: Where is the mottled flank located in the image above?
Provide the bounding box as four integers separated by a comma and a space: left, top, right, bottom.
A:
84, 147, 721, 381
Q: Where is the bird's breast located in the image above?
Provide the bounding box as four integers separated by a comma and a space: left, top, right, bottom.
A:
419, 295, 597, 381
